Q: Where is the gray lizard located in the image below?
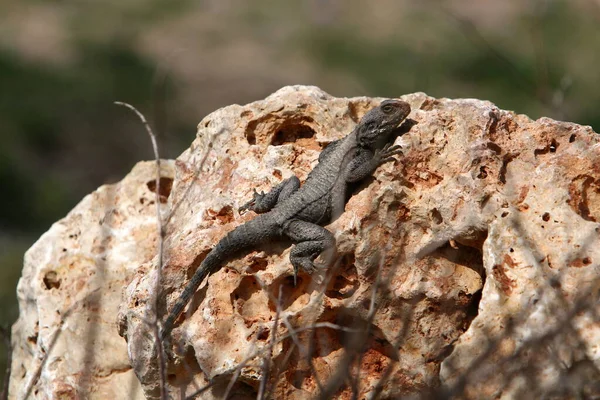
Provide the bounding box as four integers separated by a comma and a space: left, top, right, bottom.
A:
161, 99, 411, 339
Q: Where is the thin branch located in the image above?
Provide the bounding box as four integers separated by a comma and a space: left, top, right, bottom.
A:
258, 287, 283, 400
353, 240, 391, 399
368, 233, 415, 400
184, 322, 360, 400
165, 127, 224, 226
319, 239, 401, 400
222, 332, 262, 400
256, 276, 327, 394
22, 289, 100, 399
114, 101, 167, 400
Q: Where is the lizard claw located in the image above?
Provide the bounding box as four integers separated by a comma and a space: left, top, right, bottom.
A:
292, 258, 327, 286
239, 202, 253, 214
375, 143, 403, 165
239, 189, 265, 213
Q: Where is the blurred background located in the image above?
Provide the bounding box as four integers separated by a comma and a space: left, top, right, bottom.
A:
1, 0, 599, 375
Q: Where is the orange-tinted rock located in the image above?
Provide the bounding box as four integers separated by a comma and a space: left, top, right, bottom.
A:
12, 86, 600, 399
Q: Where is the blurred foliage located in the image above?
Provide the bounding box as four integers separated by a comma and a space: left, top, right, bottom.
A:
0, 42, 157, 230
301, 2, 600, 124
1, 0, 599, 387
0, 239, 27, 380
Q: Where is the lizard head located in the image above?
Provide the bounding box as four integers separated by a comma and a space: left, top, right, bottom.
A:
357, 99, 411, 148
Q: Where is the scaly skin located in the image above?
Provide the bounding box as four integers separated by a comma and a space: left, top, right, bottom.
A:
161, 99, 411, 339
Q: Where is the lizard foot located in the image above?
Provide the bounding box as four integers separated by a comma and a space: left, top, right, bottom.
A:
292, 259, 328, 286
375, 143, 403, 165
239, 189, 265, 213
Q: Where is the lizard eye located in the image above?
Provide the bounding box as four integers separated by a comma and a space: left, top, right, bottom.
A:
382, 104, 394, 113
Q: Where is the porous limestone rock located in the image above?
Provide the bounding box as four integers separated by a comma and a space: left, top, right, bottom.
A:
117, 86, 600, 399
10, 161, 175, 399
11, 86, 600, 399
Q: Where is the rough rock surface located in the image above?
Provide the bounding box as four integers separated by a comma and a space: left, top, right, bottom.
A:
9, 161, 175, 399
11, 86, 600, 399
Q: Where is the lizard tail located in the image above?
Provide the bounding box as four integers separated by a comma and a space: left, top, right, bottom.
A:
161, 214, 278, 339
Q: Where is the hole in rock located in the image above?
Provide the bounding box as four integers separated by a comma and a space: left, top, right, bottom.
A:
336, 313, 399, 362
27, 333, 38, 345
499, 153, 516, 184
166, 344, 203, 388
271, 122, 315, 146
486, 141, 502, 154
246, 129, 256, 145
421, 240, 485, 349
430, 208, 443, 225
257, 327, 270, 341
43, 271, 61, 290
464, 289, 483, 325
542, 212, 550, 222
567, 175, 600, 222
232, 275, 260, 303
268, 273, 307, 312
534, 139, 559, 157
247, 256, 268, 272
205, 205, 235, 224
146, 177, 174, 203
477, 166, 488, 179
325, 254, 359, 299
231, 275, 272, 328
212, 376, 257, 399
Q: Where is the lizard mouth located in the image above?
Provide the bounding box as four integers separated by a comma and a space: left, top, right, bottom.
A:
394, 119, 407, 129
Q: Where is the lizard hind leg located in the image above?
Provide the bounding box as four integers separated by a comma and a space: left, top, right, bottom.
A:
239, 176, 300, 213
283, 219, 336, 285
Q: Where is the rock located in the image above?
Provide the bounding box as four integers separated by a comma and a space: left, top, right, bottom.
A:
11, 86, 600, 399
10, 161, 175, 399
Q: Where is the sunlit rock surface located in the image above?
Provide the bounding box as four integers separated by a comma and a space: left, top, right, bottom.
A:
11, 86, 600, 399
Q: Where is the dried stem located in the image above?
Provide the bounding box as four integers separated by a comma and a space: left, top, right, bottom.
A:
114, 101, 167, 400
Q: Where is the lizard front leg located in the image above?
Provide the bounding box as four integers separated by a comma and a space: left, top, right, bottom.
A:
282, 219, 336, 285
239, 176, 300, 213
345, 143, 403, 183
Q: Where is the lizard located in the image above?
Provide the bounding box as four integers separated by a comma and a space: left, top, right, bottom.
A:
161, 99, 412, 340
